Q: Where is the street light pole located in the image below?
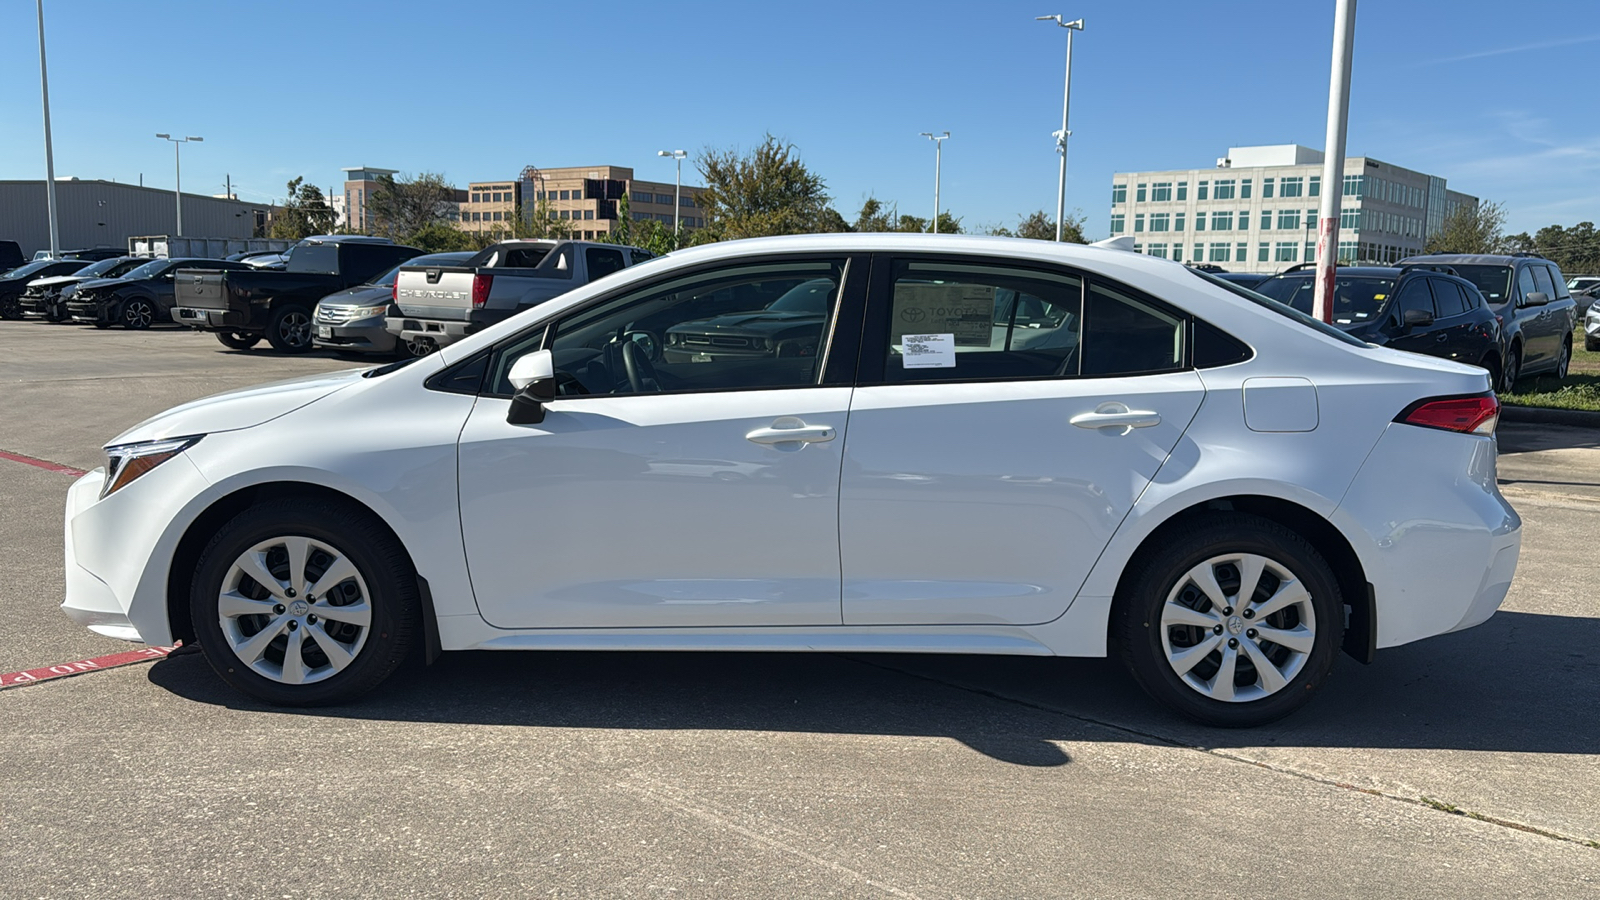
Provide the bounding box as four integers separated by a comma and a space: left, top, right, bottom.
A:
919, 132, 950, 233
1314, 0, 1358, 323
658, 149, 688, 240
1037, 15, 1084, 242
36, 0, 60, 258
155, 134, 203, 236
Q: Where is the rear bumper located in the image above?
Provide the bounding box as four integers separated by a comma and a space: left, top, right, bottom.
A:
172, 305, 249, 331
384, 314, 485, 348
1334, 422, 1521, 648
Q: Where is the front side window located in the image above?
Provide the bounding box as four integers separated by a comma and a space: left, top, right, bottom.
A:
1516, 266, 1538, 304
1530, 264, 1558, 300
494, 259, 846, 397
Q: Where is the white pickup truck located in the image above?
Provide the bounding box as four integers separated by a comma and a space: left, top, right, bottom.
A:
386, 239, 650, 353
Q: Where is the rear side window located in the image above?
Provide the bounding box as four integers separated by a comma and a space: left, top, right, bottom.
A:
1428, 279, 1468, 317
1080, 283, 1184, 377
585, 248, 627, 280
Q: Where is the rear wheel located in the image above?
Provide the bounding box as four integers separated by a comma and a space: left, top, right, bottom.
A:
403, 335, 437, 359
265, 304, 314, 353
216, 330, 261, 350
190, 497, 420, 706
1556, 335, 1572, 380
1115, 513, 1342, 727
121, 298, 156, 330
0, 294, 20, 320
1479, 354, 1501, 392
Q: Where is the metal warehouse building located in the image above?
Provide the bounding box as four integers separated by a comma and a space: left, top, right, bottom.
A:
0, 179, 269, 258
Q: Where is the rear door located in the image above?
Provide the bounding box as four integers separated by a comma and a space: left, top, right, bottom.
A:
838, 254, 1206, 626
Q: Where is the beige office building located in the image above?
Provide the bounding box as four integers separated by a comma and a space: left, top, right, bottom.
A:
1111, 145, 1477, 274
458, 165, 708, 240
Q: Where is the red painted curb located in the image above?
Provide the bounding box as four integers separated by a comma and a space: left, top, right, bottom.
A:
0, 449, 88, 477
0, 644, 179, 689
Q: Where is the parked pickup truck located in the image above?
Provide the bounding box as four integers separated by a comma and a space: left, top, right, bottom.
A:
172, 235, 421, 352
385, 239, 650, 354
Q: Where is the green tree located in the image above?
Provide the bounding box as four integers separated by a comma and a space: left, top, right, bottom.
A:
694, 134, 835, 240
267, 177, 336, 241
851, 197, 959, 234
406, 222, 476, 253
1504, 221, 1600, 275
367, 172, 461, 240
990, 210, 1086, 243
1425, 200, 1507, 255
600, 193, 681, 256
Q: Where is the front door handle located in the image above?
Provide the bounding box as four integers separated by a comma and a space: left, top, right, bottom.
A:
1070, 402, 1162, 431
746, 418, 836, 445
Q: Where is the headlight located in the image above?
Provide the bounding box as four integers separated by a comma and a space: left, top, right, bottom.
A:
101, 435, 202, 499
354, 305, 389, 318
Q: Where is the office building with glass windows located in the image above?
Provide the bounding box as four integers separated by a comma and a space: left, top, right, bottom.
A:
455, 165, 708, 240
1110, 145, 1477, 274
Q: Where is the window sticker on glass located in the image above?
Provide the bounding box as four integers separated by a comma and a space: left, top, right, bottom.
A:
892, 283, 996, 346
902, 333, 956, 368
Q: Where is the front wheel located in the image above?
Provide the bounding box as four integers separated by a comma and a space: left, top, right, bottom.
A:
190, 497, 420, 706
1114, 513, 1342, 727
216, 330, 261, 350
121, 298, 156, 330
265, 304, 314, 353
0, 294, 20, 320
1556, 336, 1572, 380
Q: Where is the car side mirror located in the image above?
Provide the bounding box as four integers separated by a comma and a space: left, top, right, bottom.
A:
1402, 308, 1433, 328
1523, 291, 1549, 307
506, 349, 556, 425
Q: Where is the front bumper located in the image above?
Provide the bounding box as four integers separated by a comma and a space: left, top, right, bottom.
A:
61, 453, 212, 646
314, 312, 397, 354
1335, 422, 1521, 649
1584, 311, 1600, 343
65, 300, 112, 324
18, 294, 53, 317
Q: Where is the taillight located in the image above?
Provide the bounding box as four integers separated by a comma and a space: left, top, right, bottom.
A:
391, 279, 398, 304
1396, 394, 1499, 435
471, 273, 492, 309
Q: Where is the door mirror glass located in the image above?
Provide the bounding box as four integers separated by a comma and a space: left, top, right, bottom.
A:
1402, 307, 1434, 328
1524, 291, 1550, 307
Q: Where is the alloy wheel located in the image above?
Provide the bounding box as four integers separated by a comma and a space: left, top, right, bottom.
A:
1159, 553, 1316, 703
1558, 340, 1571, 380
217, 535, 372, 685
278, 311, 312, 348
124, 300, 154, 329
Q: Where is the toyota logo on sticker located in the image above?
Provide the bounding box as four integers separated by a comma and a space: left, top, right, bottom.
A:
900, 307, 927, 323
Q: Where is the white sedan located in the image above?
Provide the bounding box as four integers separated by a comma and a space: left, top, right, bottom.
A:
62, 234, 1520, 726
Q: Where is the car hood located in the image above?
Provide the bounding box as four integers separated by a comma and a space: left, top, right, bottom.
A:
28, 274, 88, 289
107, 367, 369, 447
319, 284, 388, 306
668, 309, 825, 335
73, 276, 139, 293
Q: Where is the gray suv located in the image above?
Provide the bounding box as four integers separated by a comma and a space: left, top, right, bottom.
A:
1399, 253, 1576, 390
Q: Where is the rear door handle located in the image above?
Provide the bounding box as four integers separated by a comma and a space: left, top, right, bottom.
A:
746, 419, 836, 445
1070, 403, 1162, 431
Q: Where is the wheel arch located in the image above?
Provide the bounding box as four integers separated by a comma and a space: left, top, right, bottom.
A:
1107, 494, 1375, 664
165, 480, 442, 663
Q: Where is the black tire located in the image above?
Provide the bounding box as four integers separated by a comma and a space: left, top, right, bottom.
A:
121, 297, 156, 330
1501, 344, 1521, 393
189, 496, 420, 706
91, 321, 112, 330
401, 335, 436, 359
1587, 336, 1599, 353
265, 304, 314, 353
0, 294, 20, 320
216, 330, 261, 350
1114, 512, 1343, 727
1556, 335, 1572, 380
1479, 354, 1501, 393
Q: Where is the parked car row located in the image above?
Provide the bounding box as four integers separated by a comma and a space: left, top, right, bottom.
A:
1245, 253, 1577, 392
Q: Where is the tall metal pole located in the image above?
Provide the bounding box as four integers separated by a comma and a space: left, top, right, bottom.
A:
1314, 0, 1358, 323
1038, 16, 1084, 242
658, 149, 687, 243
36, 0, 60, 258
920, 132, 950, 233
173, 140, 183, 236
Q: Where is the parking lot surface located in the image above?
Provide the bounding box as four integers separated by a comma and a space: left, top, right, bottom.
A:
2, 323, 1596, 897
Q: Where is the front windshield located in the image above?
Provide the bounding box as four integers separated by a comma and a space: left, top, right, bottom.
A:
1448, 265, 1513, 304
122, 260, 172, 280
766, 278, 835, 313
1187, 268, 1368, 348
1255, 274, 1395, 323
75, 258, 124, 278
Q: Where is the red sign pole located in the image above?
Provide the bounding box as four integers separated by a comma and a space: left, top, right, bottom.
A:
1314, 0, 1358, 324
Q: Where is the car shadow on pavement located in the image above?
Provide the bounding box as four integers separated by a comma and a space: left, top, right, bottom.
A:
1497, 422, 1600, 453
147, 610, 1596, 763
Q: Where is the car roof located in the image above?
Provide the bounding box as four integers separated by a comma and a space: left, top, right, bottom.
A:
1399, 253, 1549, 266
1263, 266, 1402, 279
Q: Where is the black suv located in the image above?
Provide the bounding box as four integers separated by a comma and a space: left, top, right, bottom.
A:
1398, 254, 1576, 390
1254, 264, 1503, 381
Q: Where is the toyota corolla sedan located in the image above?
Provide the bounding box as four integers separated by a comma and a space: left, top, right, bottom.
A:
62, 235, 1521, 726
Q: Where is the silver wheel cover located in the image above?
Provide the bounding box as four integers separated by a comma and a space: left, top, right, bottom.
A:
1159, 553, 1317, 703
218, 535, 372, 685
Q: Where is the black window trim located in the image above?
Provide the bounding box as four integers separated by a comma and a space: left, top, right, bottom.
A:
463, 251, 871, 399
855, 251, 1227, 387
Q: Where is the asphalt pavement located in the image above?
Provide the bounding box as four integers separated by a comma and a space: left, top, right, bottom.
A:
1, 323, 1596, 898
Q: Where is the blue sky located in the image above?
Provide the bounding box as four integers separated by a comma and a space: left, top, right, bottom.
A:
1, 0, 1596, 238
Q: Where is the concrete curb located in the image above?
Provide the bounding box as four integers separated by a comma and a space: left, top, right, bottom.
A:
1501, 404, 1600, 428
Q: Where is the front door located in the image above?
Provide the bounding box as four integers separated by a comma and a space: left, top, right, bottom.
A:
458, 255, 863, 629
839, 255, 1206, 626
